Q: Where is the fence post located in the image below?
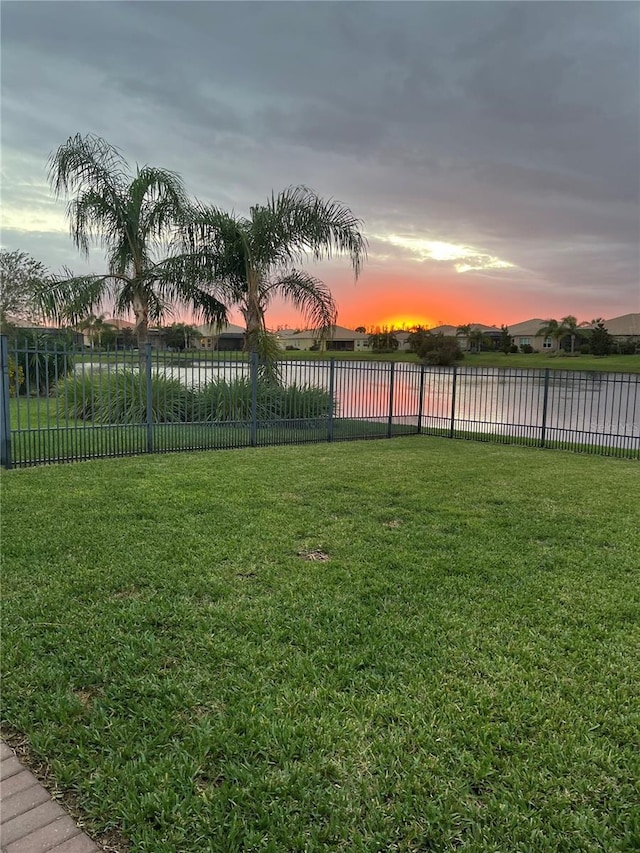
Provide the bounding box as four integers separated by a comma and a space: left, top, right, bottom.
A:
0, 335, 12, 469
387, 361, 396, 438
327, 357, 335, 442
416, 363, 425, 434
540, 368, 550, 448
145, 343, 154, 453
250, 351, 258, 447
449, 366, 457, 439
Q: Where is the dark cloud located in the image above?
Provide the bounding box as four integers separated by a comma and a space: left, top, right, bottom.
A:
1, 0, 638, 320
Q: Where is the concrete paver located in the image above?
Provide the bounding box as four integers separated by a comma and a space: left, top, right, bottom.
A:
0, 742, 99, 853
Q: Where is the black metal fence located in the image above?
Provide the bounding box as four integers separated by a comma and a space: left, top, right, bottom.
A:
1, 336, 638, 468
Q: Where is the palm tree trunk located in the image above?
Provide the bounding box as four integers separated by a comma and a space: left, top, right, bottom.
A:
244, 269, 262, 354
133, 296, 149, 349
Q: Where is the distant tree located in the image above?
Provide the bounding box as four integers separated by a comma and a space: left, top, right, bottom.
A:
0, 249, 48, 331
469, 328, 489, 353
163, 322, 199, 350
407, 325, 430, 354
538, 319, 565, 351
498, 324, 513, 354
455, 323, 472, 352
354, 326, 366, 334
560, 315, 579, 353
77, 313, 115, 350
589, 320, 612, 356
368, 327, 399, 352
413, 332, 463, 366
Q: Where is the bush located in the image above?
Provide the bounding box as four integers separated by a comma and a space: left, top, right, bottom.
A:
519, 344, 534, 354
198, 379, 333, 423
509, 344, 519, 354
413, 333, 463, 366
59, 370, 193, 423
579, 344, 591, 355
7, 356, 24, 397
589, 322, 613, 356
58, 372, 333, 425
614, 339, 639, 355
12, 331, 75, 395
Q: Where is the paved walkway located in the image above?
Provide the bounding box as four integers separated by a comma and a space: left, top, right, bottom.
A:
0, 741, 99, 853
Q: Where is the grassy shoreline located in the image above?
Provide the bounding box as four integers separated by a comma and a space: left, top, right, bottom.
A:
67, 349, 640, 373
2, 438, 639, 851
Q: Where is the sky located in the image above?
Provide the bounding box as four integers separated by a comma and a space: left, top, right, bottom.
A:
1, 0, 639, 331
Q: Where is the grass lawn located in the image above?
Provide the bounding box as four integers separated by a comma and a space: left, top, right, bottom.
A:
71, 349, 640, 373
2, 438, 639, 852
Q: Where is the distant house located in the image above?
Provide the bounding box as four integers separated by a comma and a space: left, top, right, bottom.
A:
508, 319, 559, 352
195, 322, 246, 351
393, 331, 413, 352
275, 329, 303, 349
507, 314, 640, 353
279, 325, 371, 352
602, 313, 640, 343
101, 318, 165, 349
430, 323, 501, 351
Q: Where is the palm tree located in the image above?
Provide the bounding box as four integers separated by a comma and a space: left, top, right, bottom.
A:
41, 133, 229, 347
560, 315, 579, 354
456, 323, 472, 352
538, 319, 565, 352
469, 328, 488, 354
77, 313, 114, 350
185, 186, 366, 353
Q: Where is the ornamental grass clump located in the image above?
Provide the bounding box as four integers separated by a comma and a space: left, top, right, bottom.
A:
58, 370, 193, 423
58, 372, 333, 425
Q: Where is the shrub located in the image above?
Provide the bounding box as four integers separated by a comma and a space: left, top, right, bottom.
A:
414, 333, 463, 366
509, 344, 519, 353
520, 344, 534, 354
7, 356, 24, 397
579, 344, 591, 355
589, 322, 613, 356
12, 331, 75, 395
196, 378, 254, 422
58, 372, 333, 426
197, 379, 333, 423
58, 370, 193, 423
614, 339, 639, 355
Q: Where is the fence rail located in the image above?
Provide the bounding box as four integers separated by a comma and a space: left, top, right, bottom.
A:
1, 336, 638, 468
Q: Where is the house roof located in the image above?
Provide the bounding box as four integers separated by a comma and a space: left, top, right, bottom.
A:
508, 318, 549, 336
104, 318, 135, 330
287, 325, 369, 341
196, 322, 246, 336
428, 325, 459, 336
603, 313, 640, 336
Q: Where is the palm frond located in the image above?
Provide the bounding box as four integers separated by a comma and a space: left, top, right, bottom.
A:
262, 186, 368, 277
36, 271, 122, 326
67, 190, 127, 258
49, 135, 131, 259
264, 269, 338, 331
131, 166, 191, 247
48, 133, 129, 197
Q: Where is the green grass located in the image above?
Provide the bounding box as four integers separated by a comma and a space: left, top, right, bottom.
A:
71, 349, 640, 372
192, 350, 640, 372
2, 439, 639, 852
461, 352, 640, 373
